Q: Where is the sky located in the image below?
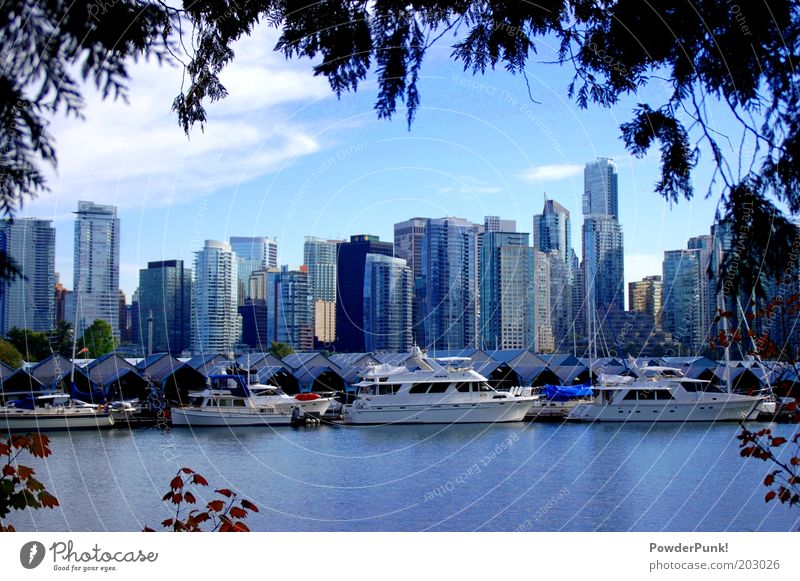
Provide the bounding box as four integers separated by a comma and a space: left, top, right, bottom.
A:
22, 26, 735, 302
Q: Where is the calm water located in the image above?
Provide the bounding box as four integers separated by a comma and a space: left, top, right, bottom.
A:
9, 421, 800, 532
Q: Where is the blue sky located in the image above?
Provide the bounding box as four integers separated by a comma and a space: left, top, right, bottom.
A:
23, 28, 732, 302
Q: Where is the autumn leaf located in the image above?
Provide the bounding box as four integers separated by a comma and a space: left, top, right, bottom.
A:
0, 443, 10, 456
184, 492, 196, 504
29, 434, 50, 458
194, 512, 210, 524
171, 493, 183, 505
231, 521, 250, 532
229, 506, 247, 519
38, 492, 59, 508
192, 474, 208, 486
2, 464, 15, 476
241, 499, 259, 513
766, 491, 777, 502
10, 435, 29, 450
764, 474, 775, 486
215, 488, 233, 497
180, 467, 194, 474
16, 465, 33, 479
162, 491, 173, 501
26, 478, 45, 492
143, 527, 155, 532
740, 447, 756, 457
161, 518, 174, 527
207, 500, 225, 512
170, 475, 184, 490
771, 437, 788, 447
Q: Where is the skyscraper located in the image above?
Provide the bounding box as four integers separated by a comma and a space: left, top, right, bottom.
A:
363, 254, 413, 352
137, 260, 192, 355
266, 266, 313, 351
394, 218, 427, 347
480, 231, 535, 350
662, 249, 703, 350
0, 219, 55, 334
422, 217, 481, 350
582, 160, 624, 334
304, 236, 341, 344
533, 198, 574, 347
335, 235, 393, 352
629, 275, 663, 329
230, 236, 278, 304
72, 201, 120, 338
688, 234, 714, 338
192, 240, 240, 355
583, 157, 619, 218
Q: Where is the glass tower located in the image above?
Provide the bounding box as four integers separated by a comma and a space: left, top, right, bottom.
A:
363, 254, 413, 352
137, 260, 192, 355
192, 240, 240, 355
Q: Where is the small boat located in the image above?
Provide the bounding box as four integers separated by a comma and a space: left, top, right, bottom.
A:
0, 393, 115, 432
527, 384, 594, 420
170, 375, 332, 427
567, 365, 763, 422
343, 349, 538, 424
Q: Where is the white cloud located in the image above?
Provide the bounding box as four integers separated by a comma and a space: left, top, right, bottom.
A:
436, 175, 502, 200
518, 164, 583, 183
31, 28, 333, 213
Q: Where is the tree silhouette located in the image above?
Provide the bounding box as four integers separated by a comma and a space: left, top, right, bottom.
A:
3, 1, 800, 295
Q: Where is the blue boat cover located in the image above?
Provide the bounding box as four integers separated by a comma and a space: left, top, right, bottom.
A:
542, 384, 593, 401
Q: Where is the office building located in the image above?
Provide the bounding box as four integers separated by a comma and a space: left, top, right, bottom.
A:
192, 240, 240, 356
137, 260, 192, 355
363, 254, 413, 352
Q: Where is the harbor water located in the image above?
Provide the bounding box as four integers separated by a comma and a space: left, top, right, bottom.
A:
9, 421, 800, 532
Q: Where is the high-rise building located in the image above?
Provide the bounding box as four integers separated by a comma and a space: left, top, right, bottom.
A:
480, 231, 535, 350
422, 217, 481, 350
138, 260, 192, 355
335, 235, 393, 352
54, 279, 67, 325
0, 218, 55, 334
192, 240, 240, 356
230, 236, 278, 305
583, 157, 619, 218
533, 250, 555, 352
266, 266, 313, 351
628, 275, 663, 329
72, 201, 120, 338
484, 216, 516, 233
363, 254, 413, 352
582, 160, 624, 334
304, 236, 341, 344
583, 215, 625, 320
394, 218, 427, 347
688, 234, 714, 337
662, 249, 703, 350
118, 290, 129, 342
533, 198, 574, 348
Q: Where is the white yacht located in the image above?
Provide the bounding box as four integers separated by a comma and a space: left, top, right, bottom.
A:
0, 394, 115, 431
170, 375, 331, 427
343, 351, 537, 424
527, 384, 594, 420
567, 365, 763, 422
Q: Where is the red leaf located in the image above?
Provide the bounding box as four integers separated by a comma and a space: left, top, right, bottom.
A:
215, 488, 233, 498
790, 457, 800, 466
0, 443, 10, 456
26, 478, 44, 492
143, 527, 155, 532
766, 491, 777, 503
162, 491, 173, 501
171, 493, 183, 505
241, 499, 259, 513
740, 447, 756, 457
38, 492, 59, 508
779, 488, 792, 502
170, 475, 184, 490
771, 437, 788, 447
180, 467, 194, 474
161, 518, 174, 527
231, 521, 250, 532
219, 522, 233, 532
207, 500, 225, 512
17, 465, 33, 479
229, 506, 247, 519
184, 492, 196, 504
192, 474, 208, 486
10, 435, 29, 449
194, 512, 210, 524
2, 464, 15, 476
765, 474, 775, 486
29, 434, 50, 458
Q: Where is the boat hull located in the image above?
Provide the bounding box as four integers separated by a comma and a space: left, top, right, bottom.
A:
567, 399, 760, 422
0, 410, 115, 431
343, 398, 534, 424
170, 407, 294, 427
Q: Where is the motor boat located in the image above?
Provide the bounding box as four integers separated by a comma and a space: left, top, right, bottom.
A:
343, 349, 538, 424
170, 375, 331, 427
567, 364, 763, 422
527, 383, 594, 420
0, 393, 115, 431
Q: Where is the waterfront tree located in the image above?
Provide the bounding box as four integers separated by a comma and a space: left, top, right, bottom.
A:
48, 320, 75, 358
269, 341, 295, 360
0, 338, 23, 369
78, 319, 116, 359
3, 1, 800, 296
5, 328, 51, 362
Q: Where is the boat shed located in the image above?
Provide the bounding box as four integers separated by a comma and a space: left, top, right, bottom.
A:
136, 353, 206, 403
282, 352, 346, 396
486, 350, 550, 385
86, 353, 150, 400
30, 353, 95, 392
